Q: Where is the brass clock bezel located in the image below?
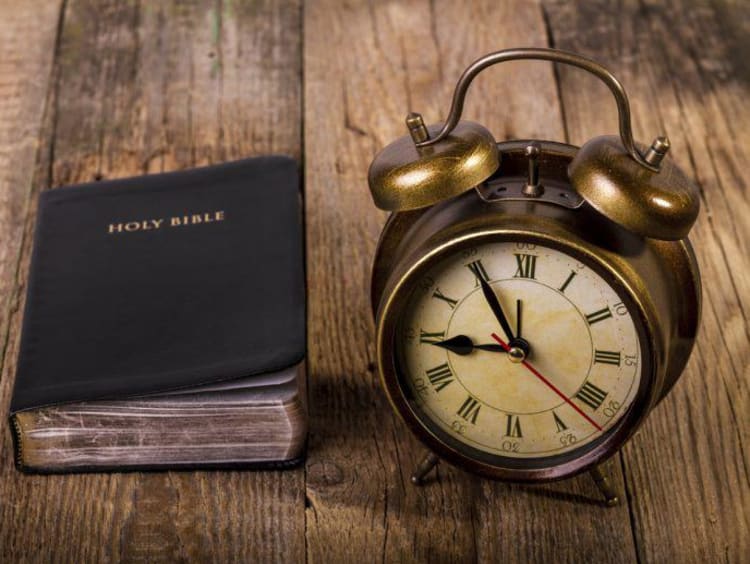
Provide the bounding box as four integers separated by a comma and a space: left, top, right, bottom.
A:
375, 229, 657, 482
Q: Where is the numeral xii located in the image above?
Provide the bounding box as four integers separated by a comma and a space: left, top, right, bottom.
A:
513, 253, 537, 279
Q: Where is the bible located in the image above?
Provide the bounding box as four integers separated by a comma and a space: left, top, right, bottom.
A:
9, 156, 307, 472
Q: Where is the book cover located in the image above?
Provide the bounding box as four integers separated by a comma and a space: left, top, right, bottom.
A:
9, 155, 307, 472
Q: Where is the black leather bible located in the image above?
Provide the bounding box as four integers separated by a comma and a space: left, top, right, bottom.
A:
9, 156, 307, 472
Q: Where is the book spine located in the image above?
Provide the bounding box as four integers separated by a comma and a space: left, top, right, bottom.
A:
9, 415, 25, 470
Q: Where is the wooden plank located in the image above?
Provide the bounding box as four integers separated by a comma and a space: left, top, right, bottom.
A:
542, 0, 750, 561
0, 0, 65, 557
0, 0, 62, 385
304, 1, 638, 561
0, 1, 304, 561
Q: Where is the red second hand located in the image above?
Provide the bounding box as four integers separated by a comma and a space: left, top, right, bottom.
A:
490, 333, 603, 432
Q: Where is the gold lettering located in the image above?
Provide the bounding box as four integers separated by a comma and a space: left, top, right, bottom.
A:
111, 212, 223, 234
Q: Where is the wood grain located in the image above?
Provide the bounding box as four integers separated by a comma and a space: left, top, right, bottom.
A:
304, 1, 637, 562
0, 0, 62, 403
542, 1, 750, 561
0, 0, 748, 561
0, 0, 304, 562
0, 0, 66, 555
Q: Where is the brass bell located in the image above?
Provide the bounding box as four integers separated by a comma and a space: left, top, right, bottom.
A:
367, 116, 499, 211
368, 47, 700, 241
570, 135, 699, 240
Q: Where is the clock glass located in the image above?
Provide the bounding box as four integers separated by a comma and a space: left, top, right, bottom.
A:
396, 239, 644, 468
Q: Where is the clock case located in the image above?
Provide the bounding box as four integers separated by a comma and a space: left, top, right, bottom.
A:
367, 48, 702, 494
370, 139, 701, 483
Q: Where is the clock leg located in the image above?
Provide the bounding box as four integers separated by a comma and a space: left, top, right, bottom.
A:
589, 465, 620, 507
410, 452, 440, 485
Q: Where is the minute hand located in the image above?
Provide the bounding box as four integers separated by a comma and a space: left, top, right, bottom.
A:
477, 276, 515, 342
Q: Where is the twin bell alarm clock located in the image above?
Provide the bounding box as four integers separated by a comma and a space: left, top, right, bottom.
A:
367, 48, 701, 505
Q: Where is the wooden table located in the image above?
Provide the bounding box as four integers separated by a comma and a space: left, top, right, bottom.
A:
1, 1, 748, 561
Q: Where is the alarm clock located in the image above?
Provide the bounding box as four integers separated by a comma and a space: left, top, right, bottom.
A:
367, 48, 701, 506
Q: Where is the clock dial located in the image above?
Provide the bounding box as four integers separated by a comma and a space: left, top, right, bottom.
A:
397, 241, 642, 463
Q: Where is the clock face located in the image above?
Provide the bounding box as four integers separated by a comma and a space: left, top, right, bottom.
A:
395, 239, 644, 468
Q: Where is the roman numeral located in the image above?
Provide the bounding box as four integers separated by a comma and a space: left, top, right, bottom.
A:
575, 381, 608, 410
594, 349, 621, 366
513, 253, 537, 279
432, 288, 458, 309
466, 260, 490, 286
586, 307, 613, 325
425, 363, 454, 392
505, 414, 523, 438
553, 411, 568, 432
419, 329, 445, 344
457, 395, 481, 424
559, 270, 577, 293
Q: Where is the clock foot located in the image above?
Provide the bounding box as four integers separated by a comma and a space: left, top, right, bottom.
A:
589, 466, 620, 507
411, 452, 440, 485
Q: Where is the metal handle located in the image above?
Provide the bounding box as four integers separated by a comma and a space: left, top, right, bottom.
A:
417, 47, 663, 172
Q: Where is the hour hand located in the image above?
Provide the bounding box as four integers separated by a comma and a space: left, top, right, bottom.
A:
432, 334, 506, 356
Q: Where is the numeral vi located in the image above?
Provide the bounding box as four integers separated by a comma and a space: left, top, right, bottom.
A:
505, 414, 523, 438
